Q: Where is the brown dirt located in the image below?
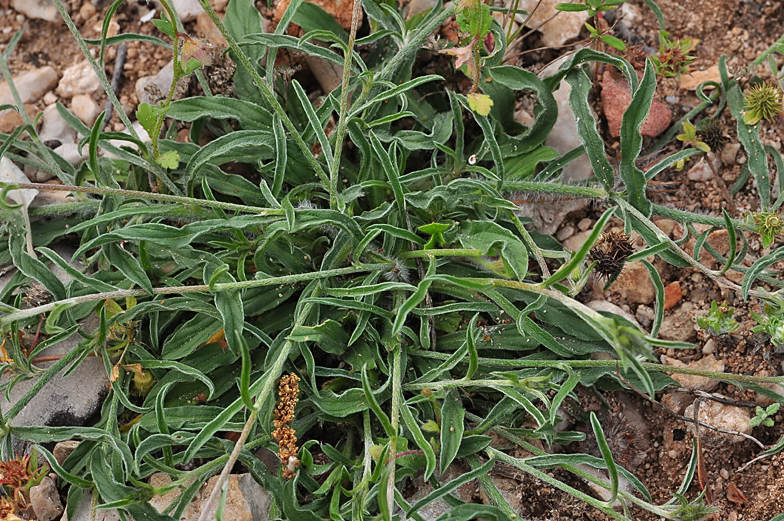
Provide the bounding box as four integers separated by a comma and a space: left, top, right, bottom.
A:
512, 1, 784, 520
1, 0, 784, 520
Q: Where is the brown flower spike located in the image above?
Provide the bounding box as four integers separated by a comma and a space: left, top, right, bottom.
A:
272, 373, 300, 479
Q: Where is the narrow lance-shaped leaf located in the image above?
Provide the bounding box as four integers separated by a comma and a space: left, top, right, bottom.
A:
440, 388, 465, 472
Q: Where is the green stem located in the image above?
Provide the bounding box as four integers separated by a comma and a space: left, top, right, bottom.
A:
329, 0, 363, 211
27, 201, 100, 218
398, 248, 484, 259
507, 209, 551, 278
487, 447, 627, 520
502, 180, 606, 199
387, 344, 403, 516
196, 293, 316, 521
751, 32, 784, 69
6, 182, 280, 215
0, 263, 388, 326
376, 3, 457, 83
616, 197, 766, 298
403, 356, 784, 390
651, 203, 745, 228
194, 0, 327, 183
0, 44, 66, 184
151, 0, 182, 159
50, 0, 181, 195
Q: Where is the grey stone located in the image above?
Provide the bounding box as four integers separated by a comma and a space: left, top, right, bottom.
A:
53, 440, 80, 465
62, 490, 120, 521
0, 156, 38, 208
12, 0, 58, 22
405, 0, 438, 19
555, 225, 574, 242
39, 104, 77, 146
0, 319, 108, 454
24, 162, 54, 182
686, 156, 720, 182
149, 472, 272, 521
721, 143, 741, 165
401, 465, 475, 521
588, 300, 640, 328
515, 0, 589, 47
53, 143, 88, 167
30, 476, 64, 521
540, 55, 594, 183
684, 398, 752, 444
135, 60, 175, 106
57, 62, 101, 99
659, 302, 698, 342
71, 94, 101, 126
635, 305, 655, 328
0, 245, 108, 455
513, 55, 594, 234
0, 67, 58, 106
152, 0, 206, 22
107, 121, 151, 156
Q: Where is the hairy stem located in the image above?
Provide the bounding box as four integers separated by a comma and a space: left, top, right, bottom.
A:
0, 264, 388, 326
194, 0, 328, 183
195, 298, 316, 521
51, 0, 181, 195
4, 182, 280, 215
329, 0, 363, 211
503, 180, 607, 199
151, 0, 182, 159
0, 44, 66, 184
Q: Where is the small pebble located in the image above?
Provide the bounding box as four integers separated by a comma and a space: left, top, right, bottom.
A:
29, 477, 63, 521
577, 218, 592, 231
71, 94, 101, 126
79, 2, 96, 19
636, 305, 655, 328
556, 225, 574, 242
666, 95, 676, 103
663, 281, 682, 310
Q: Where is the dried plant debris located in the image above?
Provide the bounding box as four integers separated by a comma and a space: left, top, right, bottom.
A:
272, 373, 300, 479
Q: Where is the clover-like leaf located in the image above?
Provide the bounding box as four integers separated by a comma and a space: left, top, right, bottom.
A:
467, 92, 494, 116
156, 150, 180, 169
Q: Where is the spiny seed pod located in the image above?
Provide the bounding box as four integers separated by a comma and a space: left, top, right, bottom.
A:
743, 82, 784, 125
589, 231, 633, 280
696, 118, 730, 153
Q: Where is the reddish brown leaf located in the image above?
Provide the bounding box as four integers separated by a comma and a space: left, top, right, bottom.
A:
727, 482, 749, 505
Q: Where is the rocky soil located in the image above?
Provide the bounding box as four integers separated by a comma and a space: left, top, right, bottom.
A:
0, 0, 783, 520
